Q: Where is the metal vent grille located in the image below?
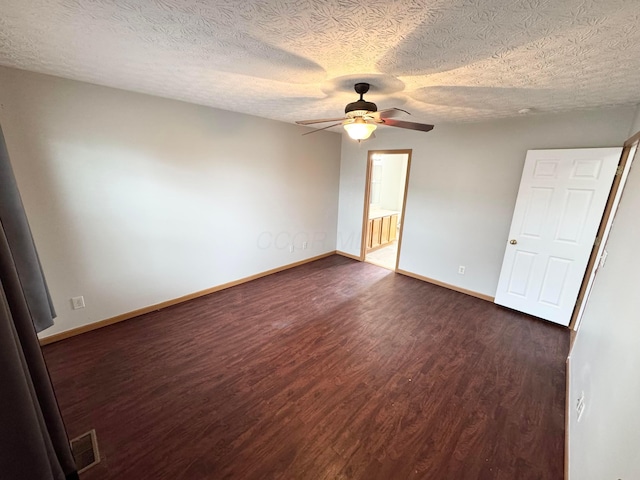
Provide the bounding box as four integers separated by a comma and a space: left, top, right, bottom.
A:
70, 429, 100, 473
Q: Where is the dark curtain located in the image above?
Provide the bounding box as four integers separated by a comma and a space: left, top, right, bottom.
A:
0, 124, 78, 479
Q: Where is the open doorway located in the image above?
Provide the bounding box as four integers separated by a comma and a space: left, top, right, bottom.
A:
361, 150, 411, 271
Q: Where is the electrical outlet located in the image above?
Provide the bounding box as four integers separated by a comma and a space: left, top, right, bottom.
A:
576, 391, 586, 422
302, 241, 308, 250
458, 266, 466, 275
71, 296, 85, 310
289, 244, 294, 253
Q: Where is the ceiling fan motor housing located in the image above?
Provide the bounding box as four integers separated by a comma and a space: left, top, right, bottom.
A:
345, 100, 377, 115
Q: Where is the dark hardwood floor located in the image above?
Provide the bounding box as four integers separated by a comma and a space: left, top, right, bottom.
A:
43, 255, 569, 480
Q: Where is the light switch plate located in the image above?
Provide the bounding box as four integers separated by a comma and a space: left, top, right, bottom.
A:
71, 296, 85, 310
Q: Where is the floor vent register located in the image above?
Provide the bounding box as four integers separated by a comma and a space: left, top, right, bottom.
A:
70, 429, 100, 473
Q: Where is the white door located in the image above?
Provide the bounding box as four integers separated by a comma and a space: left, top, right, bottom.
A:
494, 148, 622, 326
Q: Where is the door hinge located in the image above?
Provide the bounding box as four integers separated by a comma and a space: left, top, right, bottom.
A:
594, 236, 601, 247
616, 165, 624, 176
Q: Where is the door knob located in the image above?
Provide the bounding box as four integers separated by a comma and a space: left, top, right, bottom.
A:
509, 239, 517, 245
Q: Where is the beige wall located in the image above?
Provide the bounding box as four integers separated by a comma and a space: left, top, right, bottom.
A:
337, 108, 635, 296
0, 67, 342, 338
630, 104, 640, 136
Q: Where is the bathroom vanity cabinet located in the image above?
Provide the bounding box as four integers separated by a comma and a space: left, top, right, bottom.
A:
366, 210, 398, 251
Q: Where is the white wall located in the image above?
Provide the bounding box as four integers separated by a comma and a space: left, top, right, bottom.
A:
630, 104, 640, 136
568, 143, 640, 479
0, 67, 342, 338
337, 108, 635, 297
377, 153, 407, 212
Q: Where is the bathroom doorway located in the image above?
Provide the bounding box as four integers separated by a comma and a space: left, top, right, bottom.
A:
361, 150, 411, 271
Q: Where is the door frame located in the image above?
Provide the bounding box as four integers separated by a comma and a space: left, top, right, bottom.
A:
360, 149, 413, 271
569, 130, 640, 332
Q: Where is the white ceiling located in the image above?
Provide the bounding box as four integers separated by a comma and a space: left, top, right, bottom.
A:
1, 0, 639, 126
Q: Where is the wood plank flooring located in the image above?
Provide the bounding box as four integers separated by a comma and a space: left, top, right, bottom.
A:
43, 255, 569, 480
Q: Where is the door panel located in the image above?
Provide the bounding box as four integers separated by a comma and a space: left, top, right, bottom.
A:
389, 215, 398, 241
539, 256, 571, 306
507, 251, 537, 297
521, 187, 553, 237
371, 218, 381, 248
555, 189, 594, 242
495, 148, 622, 326
381, 216, 391, 244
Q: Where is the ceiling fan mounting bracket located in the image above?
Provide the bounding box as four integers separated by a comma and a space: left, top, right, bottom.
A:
354, 82, 370, 96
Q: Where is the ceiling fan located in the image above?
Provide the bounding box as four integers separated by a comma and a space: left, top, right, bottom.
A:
296, 82, 434, 140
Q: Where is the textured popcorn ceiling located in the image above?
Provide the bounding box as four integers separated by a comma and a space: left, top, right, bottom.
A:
1, 0, 639, 125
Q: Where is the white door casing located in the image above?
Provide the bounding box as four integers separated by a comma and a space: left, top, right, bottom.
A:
494, 148, 622, 326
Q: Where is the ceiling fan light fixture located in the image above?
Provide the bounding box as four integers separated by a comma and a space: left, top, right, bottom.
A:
344, 118, 376, 140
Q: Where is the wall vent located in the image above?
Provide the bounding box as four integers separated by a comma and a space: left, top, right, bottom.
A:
70, 429, 100, 473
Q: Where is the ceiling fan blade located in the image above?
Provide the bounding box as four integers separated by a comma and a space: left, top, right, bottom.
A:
382, 118, 434, 132
378, 107, 410, 119
302, 122, 343, 135
296, 117, 346, 125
